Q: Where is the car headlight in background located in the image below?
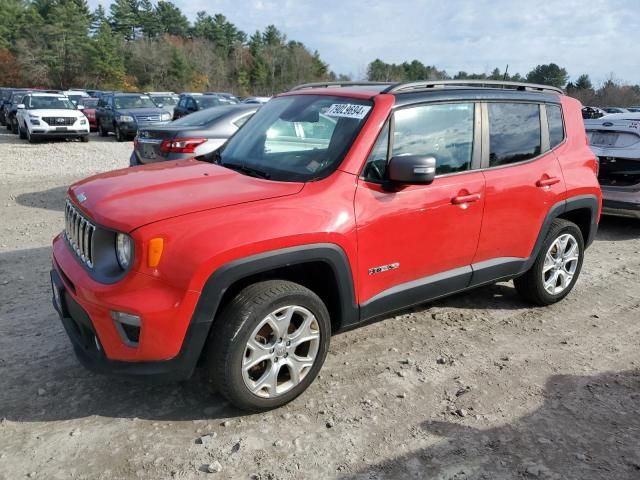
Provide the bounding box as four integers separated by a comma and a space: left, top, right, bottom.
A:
161, 113, 171, 121
117, 115, 134, 122
115, 233, 133, 269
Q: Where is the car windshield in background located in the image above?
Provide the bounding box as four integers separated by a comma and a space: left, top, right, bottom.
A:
217, 95, 372, 182
195, 96, 223, 109
67, 95, 87, 105
152, 96, 178, 106
29, 96, 75, 110
171, 106, 238, 126
80, 98, 98, 108
114, 95, 157, 109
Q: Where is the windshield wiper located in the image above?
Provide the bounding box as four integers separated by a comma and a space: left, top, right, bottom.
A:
221, 162, 271, 179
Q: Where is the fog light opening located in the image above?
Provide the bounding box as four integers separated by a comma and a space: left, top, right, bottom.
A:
111, 311, 141, 347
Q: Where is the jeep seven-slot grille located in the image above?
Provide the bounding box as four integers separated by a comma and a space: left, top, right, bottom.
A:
43, 117, 76, 126
64, 200, 96, 268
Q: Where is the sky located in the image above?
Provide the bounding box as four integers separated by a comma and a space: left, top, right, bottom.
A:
89, 0, 640, 84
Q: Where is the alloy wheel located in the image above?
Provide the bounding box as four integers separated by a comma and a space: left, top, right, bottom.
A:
242, 305, 320, 398
542, 233, 580, 295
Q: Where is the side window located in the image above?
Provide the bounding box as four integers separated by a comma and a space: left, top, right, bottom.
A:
393, 103, 475, 175
488, 103, 541, 166
547, 104, 565, 149
188, 98, 197, 110
362, 122, 389, 182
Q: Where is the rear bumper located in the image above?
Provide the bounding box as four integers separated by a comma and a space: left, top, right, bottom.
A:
602, 188, 640, 219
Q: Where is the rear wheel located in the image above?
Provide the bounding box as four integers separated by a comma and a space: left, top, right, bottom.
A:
81, 135, 89, 143
115, 124, 125, 142
206, 280, 331, 411
514, 219, 584, 305
98, 122, 108, 137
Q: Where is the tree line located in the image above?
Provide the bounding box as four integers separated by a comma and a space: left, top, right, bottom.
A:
0, 0, 339, 95
367, 59, 640, 107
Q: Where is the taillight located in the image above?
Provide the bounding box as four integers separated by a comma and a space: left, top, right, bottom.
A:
160, 138, 207, 154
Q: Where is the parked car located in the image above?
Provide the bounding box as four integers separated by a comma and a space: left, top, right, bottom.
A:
51, 80, 601, 411
0, 87, 15, 125
96, 93, 172, 141
4, 89, 32, 131
602, 107, 629, 114
15, 92, 89, 143
242, 96, 271, 104
131, 104, 258, 166
204, 92, 240, 104
585, 112, 640, 219
62, 90, 90, 106
146, 92, 180, 117
627, 106, 640, 113
172, 93, 228, 120
77, 97, 99, 131
582, 106, 607, 119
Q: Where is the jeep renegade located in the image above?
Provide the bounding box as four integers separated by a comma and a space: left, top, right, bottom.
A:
51, 80, 602, 411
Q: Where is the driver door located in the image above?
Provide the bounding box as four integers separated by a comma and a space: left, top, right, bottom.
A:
355, 102, 485, 318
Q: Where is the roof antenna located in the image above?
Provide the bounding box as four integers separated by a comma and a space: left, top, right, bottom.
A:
503, 64, 509, 81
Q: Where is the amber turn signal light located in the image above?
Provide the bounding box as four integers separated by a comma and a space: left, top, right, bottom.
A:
148, 238, 164, 267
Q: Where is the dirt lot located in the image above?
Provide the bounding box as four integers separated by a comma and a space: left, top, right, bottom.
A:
0, 129, 639, 480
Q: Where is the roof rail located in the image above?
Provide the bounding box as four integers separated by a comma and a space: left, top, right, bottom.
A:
289, 81, 392, 91
384, 80, 564, 95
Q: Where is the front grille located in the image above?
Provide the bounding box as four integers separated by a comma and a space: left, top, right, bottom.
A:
43, 117, 76, 126
64, 200, 96, 268
135, 114, 161, 123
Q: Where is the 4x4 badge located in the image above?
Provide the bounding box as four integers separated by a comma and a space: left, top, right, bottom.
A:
368, 262, 400, 275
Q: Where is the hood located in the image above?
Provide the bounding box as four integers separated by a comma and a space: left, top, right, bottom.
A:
30, 109, 83, 118
68, 159, 304, 232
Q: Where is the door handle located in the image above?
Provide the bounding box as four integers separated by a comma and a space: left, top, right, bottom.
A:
536, 176, 561, 188
452, 193, 481, 205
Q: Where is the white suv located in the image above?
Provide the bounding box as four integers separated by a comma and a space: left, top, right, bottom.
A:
16, 93, 90, 143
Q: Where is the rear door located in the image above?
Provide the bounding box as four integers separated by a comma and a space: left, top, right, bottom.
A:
356, 101, 485, 317
472, 102, 565, 274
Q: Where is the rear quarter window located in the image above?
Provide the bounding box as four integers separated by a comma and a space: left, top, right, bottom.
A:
488, 103, 541, 166
546, 104, 565, 148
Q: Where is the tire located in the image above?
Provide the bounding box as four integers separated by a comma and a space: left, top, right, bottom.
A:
514, 218, 584, 306
19, 125, 26, 139
26, 128, 37, 144
115, 124, 125, 142
206, 280, 331, 412
98, 122, 108, 137
11, 118, 18, 134
81, 135, 89, 143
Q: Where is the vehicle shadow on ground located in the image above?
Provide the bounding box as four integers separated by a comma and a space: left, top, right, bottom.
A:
594, 215, 640, 241
16, 185, 67, 212
344, 369, 640, 480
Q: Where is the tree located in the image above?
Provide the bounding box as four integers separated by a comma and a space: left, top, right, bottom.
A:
109, 0, 138, 41
155, 1, 189, 37
138, 0, 160, 38
526, 63, 568, 88
87, 22, 126, 88
90, 4, 108, 34
574, 74, 593, 90
0, 0, 23, 49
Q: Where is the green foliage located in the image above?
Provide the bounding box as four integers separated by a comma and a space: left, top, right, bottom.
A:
526, 63, 568, 88
87, 22, 126, 88
574, 74, 593, 90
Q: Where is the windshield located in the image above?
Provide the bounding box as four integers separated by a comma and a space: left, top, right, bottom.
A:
217, 95, 373, 182
171, 106, 239, 126
80, 98, 98, 108
114, 95, 157, 109
195, 96, 223, 109
151, 95, 178, 106
28, 96, 75, 110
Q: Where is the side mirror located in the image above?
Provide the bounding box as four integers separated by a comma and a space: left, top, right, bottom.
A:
156, 103, 164, 108
387, 155, 436, 185
77, 104, 85, 110
17, 104, 25, 110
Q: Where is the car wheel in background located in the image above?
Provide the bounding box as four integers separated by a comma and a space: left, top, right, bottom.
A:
81, 135, 89, 143
11, 118, 18, 134
19, 125, 26, 139
99, 122, 108, 137
115, 125, 125, 142
26, 128, 37, 144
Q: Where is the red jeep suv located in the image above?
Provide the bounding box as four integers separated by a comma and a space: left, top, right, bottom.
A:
51, 81, 601, 411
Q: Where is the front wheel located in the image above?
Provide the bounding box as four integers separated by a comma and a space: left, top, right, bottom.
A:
98, 122, 108, 137
19, 125, 27, 139
206, 280, 331, 411
81, 135, 89, 143
514, 218, 584, 306
115, 124, 125, 142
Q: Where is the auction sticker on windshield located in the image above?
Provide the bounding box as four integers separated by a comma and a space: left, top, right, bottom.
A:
325, 103, 371, 119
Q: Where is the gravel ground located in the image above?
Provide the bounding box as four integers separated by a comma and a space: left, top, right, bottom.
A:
0, 129, 639, 480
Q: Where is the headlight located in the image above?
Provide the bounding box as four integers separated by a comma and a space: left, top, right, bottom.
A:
115, 233, 133, 269
118, 115, 134, 122
28, 114, 39, 119
161, 113, 171, 121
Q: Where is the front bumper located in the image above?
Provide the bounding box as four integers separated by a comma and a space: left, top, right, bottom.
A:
51, 235, 209, 381
31, 129, 89, 138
